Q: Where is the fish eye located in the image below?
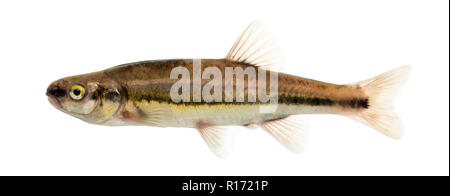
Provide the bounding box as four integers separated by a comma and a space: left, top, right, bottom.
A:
70, 85, 86, 100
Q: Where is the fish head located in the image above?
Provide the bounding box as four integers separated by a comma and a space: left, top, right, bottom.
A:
46, 72, 123, 124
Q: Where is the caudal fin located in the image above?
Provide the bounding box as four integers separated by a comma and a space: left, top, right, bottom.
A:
354, 66, 411, 139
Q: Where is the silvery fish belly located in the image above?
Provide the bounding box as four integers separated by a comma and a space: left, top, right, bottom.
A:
46, 22, 410, 157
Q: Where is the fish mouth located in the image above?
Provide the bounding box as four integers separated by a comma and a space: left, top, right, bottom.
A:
47, 95, 63, 111
46, 80, 67, 111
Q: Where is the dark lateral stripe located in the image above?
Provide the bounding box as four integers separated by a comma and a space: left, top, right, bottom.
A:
338, 98, 369, 109
278, 94, 369, 108
278, 94, 334, 106
129, 92, 369, 109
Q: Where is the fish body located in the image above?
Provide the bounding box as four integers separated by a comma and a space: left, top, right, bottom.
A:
47, 22, 410, 157
48, 59, 367, 126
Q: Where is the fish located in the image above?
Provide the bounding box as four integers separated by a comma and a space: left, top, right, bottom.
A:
46, 22, 410, 157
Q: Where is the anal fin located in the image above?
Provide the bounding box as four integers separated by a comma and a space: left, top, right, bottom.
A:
259, 115, 308, 153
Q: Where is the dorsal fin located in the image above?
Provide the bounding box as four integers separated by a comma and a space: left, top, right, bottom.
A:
225, 21, 283, 70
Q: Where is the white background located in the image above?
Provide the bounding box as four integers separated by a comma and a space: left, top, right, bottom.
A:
0, 0, 448, 176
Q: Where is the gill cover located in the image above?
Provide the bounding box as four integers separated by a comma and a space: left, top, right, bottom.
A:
85, 81, 122, 124
58, 79, 122, 124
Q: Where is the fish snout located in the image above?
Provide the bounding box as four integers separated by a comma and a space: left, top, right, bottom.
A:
46, 82, 67, 99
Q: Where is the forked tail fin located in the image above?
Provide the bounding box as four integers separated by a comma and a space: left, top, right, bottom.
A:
354, 66, 411, 139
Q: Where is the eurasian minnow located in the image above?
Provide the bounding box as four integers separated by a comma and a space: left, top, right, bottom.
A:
47, 22, 410, 157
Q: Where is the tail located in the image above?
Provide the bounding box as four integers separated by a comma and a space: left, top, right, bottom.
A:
353, 66, 411, 139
